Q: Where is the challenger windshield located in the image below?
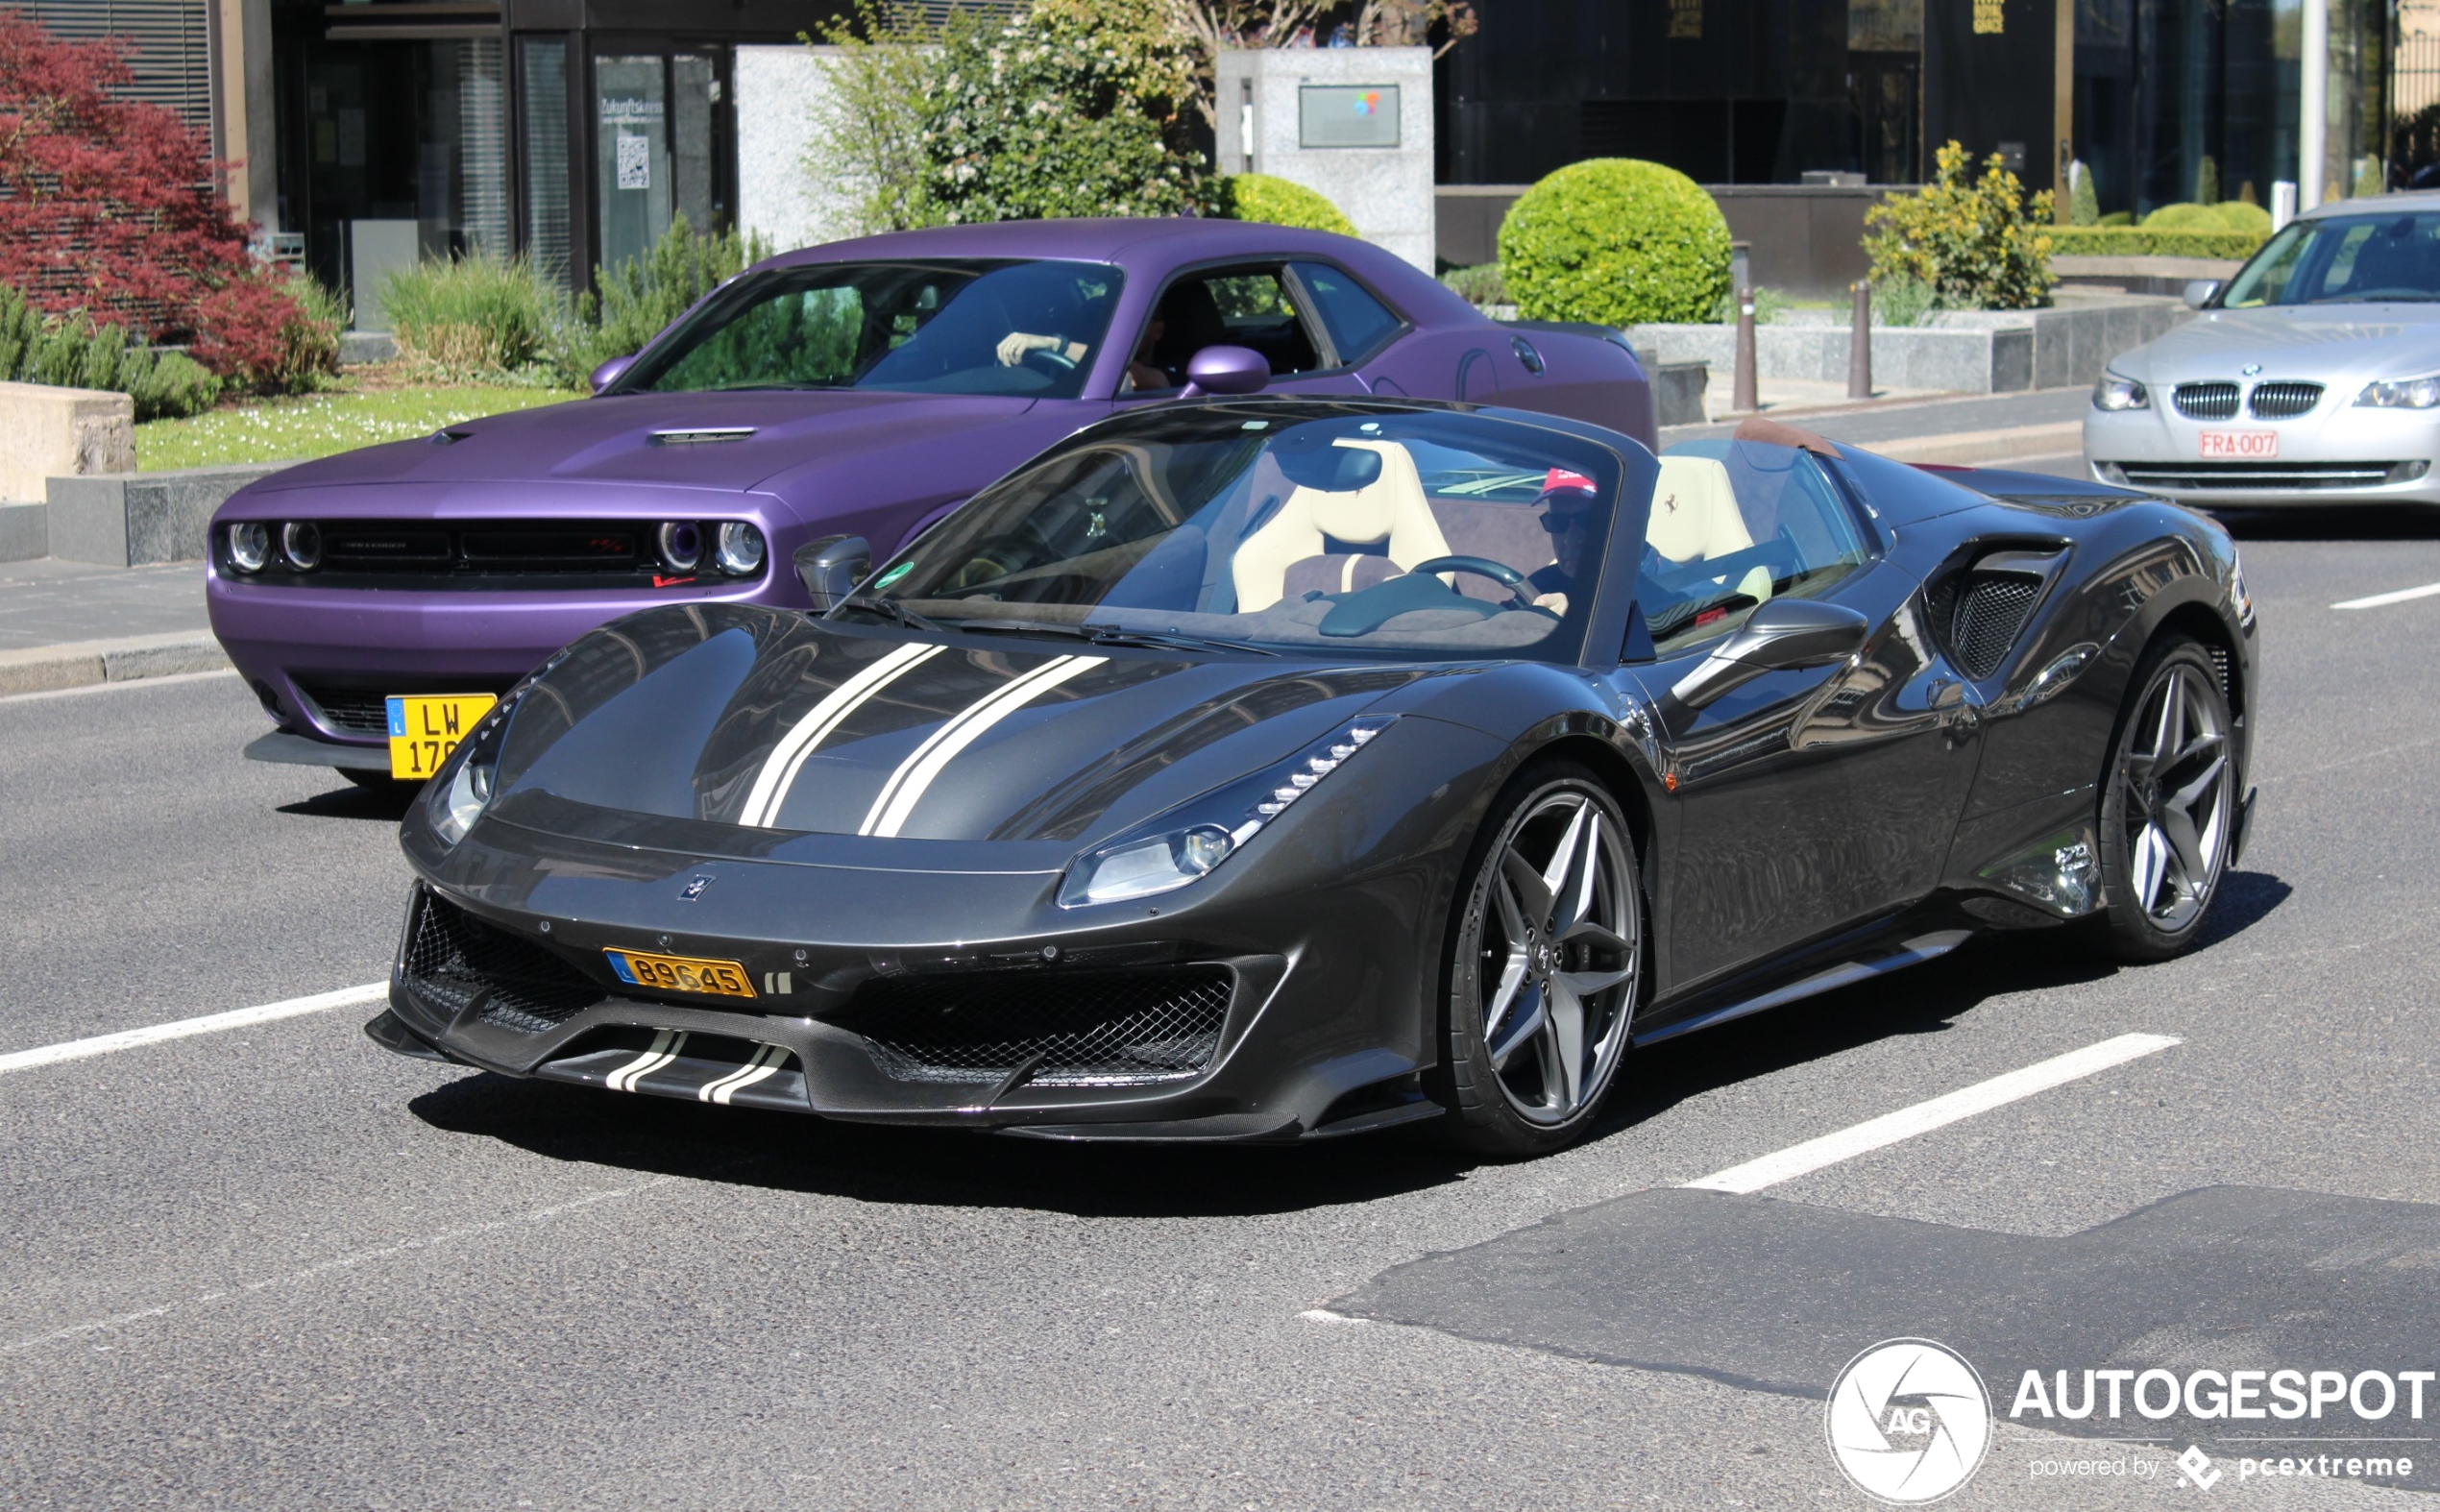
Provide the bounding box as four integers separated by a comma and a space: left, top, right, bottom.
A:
852, 405, 1628, 662
2223, 212, 2440, 306
612, 259, 1123, 399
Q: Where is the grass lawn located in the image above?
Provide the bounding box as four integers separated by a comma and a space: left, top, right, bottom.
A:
135, 374, 582, 472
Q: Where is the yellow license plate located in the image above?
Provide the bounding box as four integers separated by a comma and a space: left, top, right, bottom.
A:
386, 693, 499, 780
603, 948, 758, 999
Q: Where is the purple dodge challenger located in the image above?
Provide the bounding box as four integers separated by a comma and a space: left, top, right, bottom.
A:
207, 217, 1655, 778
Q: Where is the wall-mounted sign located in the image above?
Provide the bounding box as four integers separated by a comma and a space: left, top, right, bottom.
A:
1299, 85, 1400, 149
1972, 0, 2004, 33
1669, 0, 1703, 39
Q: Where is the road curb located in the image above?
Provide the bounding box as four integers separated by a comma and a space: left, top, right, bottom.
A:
0, 632, 229, 695
1866, 421, 2086, 467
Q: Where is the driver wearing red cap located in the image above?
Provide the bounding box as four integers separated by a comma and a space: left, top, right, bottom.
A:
1527, 468, 1599, 616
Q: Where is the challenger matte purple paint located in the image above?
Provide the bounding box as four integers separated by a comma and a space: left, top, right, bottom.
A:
207, 218, 1655, 768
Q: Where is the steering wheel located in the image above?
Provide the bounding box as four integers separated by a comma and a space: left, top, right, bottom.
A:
1407, 555, 1549, 616
1021, 346, 1078, 374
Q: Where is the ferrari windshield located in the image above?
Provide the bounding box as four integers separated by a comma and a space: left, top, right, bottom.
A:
2223, 212, 2440, 306
612, 259, 1123, 399
855, 405, 1627, 661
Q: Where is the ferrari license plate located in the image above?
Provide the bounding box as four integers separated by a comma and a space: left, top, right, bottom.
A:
386, 693, 499, 780
2199, 428, 2279, 460
603, 948, 758, 999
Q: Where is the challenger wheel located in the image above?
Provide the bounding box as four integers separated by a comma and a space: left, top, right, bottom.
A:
2094, 637, 2236, 961
1436, 762, 1645, 1158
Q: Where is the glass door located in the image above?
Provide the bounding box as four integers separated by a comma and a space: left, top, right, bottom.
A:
591, 45, 727, 280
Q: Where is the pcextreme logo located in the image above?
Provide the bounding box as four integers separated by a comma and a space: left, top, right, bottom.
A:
1825, 1338, 1994, 1503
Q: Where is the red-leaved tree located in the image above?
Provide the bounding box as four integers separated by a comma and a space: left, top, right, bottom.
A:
0, 7, 329, 390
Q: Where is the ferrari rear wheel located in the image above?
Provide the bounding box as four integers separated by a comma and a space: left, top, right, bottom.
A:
1436, 763, 1644, 1158
2094, 637, 2235, 961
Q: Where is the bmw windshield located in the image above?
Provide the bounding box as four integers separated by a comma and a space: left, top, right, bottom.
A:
849, 405, 1628, 662
612, 258, 1124, 399
2222, 212, 2440, 305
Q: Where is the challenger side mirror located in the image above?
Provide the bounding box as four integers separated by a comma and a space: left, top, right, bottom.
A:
1666, 597, 1870, 712
2182, 280, 2221, 310
1181, 345, 1270, 398
793, 534, 871, 613
589, 354, 637, 394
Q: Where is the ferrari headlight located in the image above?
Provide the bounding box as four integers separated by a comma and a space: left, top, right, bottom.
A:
430, 755, 493, 846
1056, 716, 1396, 908
2230, 551, 2254, 625
2355, 376, 2440, 409
2092, 372, 2149, 411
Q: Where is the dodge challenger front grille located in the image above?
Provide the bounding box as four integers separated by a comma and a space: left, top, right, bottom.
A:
2247, 381, 2323, 419
2173, 381, 2240, 420
401, 891, 605, 1033
297, 676, 515, 736
838, 967, 1233, 1086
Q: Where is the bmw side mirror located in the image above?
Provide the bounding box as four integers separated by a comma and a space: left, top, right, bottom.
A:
589, 354, 637, 394
1666, 597, 1870, 711
793, 534, 871, 612
1181, 345, 1270, 398
2182, 280, 2221, 310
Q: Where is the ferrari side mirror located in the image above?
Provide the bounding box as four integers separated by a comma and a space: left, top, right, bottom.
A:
2182, 280, 2221, 310
794, 534, 872, 612
589, 354, 637, 394
1181, 345, 1270, 398
1667, 597, 1870, 711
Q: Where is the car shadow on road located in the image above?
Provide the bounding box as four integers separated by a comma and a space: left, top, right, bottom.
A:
405, 873, 2292, 1213
2211, 507, 2440, 542
276, 780, 419, 821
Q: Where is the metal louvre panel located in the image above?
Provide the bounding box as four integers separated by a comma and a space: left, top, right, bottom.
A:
2172, 381, 2240, 420
2247, 381, 2324, 419
2117, 461, 2400, 489
20, 0, 215, 137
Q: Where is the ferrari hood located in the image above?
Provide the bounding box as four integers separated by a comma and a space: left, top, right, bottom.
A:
2120, 305, 2440, 387
243, 390, 1040, 497
485, 604, 1427, 851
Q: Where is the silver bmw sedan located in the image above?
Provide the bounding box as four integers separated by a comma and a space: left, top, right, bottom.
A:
2085, 195, 2440, 507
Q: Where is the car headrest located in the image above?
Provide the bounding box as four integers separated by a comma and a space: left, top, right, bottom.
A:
1272, 434, 1385, 492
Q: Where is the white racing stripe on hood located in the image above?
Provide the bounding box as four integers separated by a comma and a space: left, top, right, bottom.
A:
741, 642, 943, 828
859, 654, 1109, 839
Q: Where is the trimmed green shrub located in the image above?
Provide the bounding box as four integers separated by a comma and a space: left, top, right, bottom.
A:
0, 283, 220, 419
2195, 155, 2221, 207
382, 253, 561, 377
1498, 159, 1731, 326
2141, 202, 2220, 231
1864, 141, 2056, 310
2100, 210, 2135, 227
1218, 174, 1356, 236
2069, 160, 2100, 227
2046, 226, 2270, 259
2210, 199, 2272, 236
556, 212, 769, 386
1439, 262, 1508, 308
1869, 275, 1941, 328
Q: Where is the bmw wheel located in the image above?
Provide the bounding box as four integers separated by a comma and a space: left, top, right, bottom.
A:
1437, 763, 1645, 1157
2095, 638, 2236, 961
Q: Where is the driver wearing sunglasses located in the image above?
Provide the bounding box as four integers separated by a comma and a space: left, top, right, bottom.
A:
1526, 469, 1600, 617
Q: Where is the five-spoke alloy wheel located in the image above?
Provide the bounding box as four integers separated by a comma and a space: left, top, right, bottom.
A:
1438, 764, 1644, 1156
2097, 637, 2236, 960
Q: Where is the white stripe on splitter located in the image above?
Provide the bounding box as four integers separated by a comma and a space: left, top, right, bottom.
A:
859, 655, 1106, 838
2332, 579, 2440, 610
0, 981, 387, 1078
1680, 1032, 2181, 1195
605, 1030, 686, 1092
699, 1043, 789, 1105
740, 642, 942, 827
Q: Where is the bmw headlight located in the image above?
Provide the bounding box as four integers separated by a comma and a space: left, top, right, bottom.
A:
2355, 376, 2440, 408
1057, 716, 1394, 908
2092, 372, 2150, 411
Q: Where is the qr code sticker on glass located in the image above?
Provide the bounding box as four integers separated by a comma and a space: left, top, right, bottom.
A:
616, 132, 650, 191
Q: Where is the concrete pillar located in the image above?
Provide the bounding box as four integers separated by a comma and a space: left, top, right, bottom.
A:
2301, 0, 2330, 207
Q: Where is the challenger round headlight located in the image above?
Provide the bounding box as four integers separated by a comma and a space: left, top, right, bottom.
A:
227, 521, 271, 573
657, 521, 703, 572
2356, 376, 2440, 409
281, 521, 322, 571
714, 521, 767, 575
2092, 372, 2149, 411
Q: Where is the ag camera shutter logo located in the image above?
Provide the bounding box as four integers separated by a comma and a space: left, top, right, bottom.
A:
1825, 1338, 1993, 1503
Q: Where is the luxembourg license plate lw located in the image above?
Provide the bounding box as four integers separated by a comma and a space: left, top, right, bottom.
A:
385, 693, 498, 780
603, 948, 758, 999
2199, 428, 2278, 460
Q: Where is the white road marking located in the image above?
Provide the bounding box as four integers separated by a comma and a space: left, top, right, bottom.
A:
0, 669, 238, 706
0, 981, 389, 1078
860, 654, 1105, 838
2332, 580, 2440, 610
1299, 1308, 1367, 1326
1680, 1032, 2183, 1195
740, 642, 942, 827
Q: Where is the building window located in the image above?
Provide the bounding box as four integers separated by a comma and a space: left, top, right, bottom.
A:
522, 37, 573, 295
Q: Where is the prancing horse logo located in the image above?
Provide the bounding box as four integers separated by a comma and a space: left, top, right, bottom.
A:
679, 875, 714, 901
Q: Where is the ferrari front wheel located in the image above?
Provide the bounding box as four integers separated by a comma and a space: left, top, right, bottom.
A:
2094, 637, 2235, 961
1436, 764, 1645, 1158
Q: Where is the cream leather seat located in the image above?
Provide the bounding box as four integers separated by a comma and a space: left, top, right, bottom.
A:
1647, 454, 1773, 604
1232, 440, 1452, 611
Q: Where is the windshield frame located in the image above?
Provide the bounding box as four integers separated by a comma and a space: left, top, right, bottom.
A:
836, 399, 1655, 671
603, 256, 1127, 400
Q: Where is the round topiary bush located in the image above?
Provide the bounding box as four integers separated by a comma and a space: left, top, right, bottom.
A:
2211, 199, 2272, 235
1218, 174, 1357, 236
2141, 202, 2219, 231
1498, 159, 1731, 326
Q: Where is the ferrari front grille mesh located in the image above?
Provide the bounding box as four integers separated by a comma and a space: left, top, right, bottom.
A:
1949, 574, 2042, 680
402, 891, 605, 1033
2172, 381, 2240, 420
2247, 381, 2323, 419
840, 967, 1233, 1085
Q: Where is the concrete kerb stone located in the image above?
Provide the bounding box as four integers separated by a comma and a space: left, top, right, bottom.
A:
0, 632, 229, 695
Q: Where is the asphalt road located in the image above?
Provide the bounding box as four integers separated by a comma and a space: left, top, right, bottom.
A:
3, 507, 2438, 1510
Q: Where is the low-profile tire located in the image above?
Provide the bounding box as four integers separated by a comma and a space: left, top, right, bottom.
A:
338, 767, 403, 789
1433, 761, 1646, 1158
2092, 636, 2237, 962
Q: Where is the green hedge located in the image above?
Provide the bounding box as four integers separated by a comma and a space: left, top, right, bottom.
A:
1217, 174, 1356, 237
1498, 159, 1730, 326
2046, 226, 2269, 260
0, 285, 221, 420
